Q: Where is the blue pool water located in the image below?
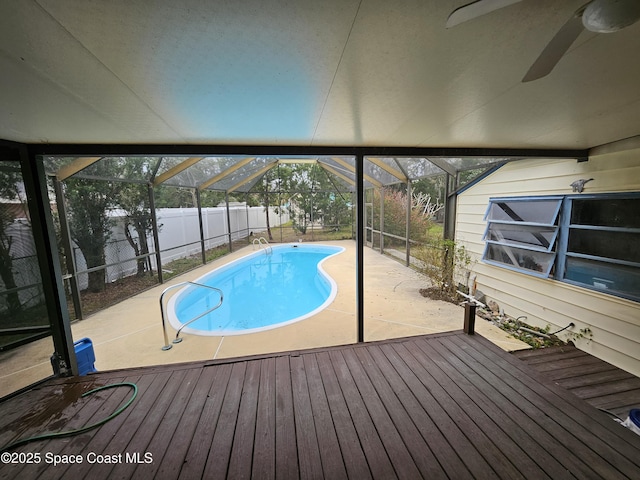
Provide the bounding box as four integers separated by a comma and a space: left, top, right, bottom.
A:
168, 244, 344, 335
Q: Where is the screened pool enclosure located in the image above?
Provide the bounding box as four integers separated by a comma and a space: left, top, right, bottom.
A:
30, 155, 507, 322
1, 146, 584, 390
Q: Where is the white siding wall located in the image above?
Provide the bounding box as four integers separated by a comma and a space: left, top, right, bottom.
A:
456, 150, 640, 376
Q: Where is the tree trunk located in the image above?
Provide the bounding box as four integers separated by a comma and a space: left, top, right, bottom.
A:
0, 208, 21, 314
0, 247, 21, 315
123, 220, 144, 276
265, 206, 273, 241
135, 222, 152, 276
87, 270, 105, 293
79, 236, 107, 293
264, 191, 273, 241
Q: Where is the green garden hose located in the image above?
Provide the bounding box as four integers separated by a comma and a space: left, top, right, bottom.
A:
1, 382, 138, 452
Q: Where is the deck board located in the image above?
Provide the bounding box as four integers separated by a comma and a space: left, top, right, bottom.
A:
314, 351, 372, 480
446, 335, 610, 479
290, 354, 324, 479
251, 357, 276, 480
203, 361, 247, 479
303, 353, 348, 480
466, 335, 640, 478
408, 338, 528, 480
154, 366, 218, 479
429, 339, 578, 479
425, 337, 556, 479
389, 341, 499, 479
274, 355, 298, 480
513, 344, 640, 419
328, 349, 397, 479
178, 363, 232, 480
354, 346, 447, 479
372, 344, 475, 480
2, 332, 640, 479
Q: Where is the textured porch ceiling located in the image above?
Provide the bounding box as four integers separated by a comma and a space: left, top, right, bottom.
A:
1, 0, 640, 151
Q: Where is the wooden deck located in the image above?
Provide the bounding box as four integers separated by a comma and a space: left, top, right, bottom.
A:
513, 344, 640, 420
1, 331, 640, 479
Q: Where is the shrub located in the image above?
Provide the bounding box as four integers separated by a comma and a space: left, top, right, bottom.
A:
372, 188, 435, 244
413, 235, 472, 301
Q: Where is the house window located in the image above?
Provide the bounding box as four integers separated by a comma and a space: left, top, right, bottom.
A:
482, 197, 562, 277
483, 194, 640, 302
561, 196, 640, 301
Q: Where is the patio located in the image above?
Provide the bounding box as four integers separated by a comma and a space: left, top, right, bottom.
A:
2, 331, 639, 479
1, 240, 529, 397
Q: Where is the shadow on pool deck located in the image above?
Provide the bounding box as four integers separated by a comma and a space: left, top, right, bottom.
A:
1, 240, 529, 397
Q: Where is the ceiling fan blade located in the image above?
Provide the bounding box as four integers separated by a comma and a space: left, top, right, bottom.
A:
446, 0, 524, 28
522, 12, 585, 82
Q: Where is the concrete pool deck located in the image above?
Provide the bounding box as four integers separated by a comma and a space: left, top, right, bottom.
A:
1, 240, 529, 397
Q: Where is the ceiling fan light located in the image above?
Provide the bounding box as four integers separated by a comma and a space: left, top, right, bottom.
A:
582, 0, 640, 33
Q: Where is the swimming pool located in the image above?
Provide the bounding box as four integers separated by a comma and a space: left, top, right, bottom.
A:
167, 244, 344, 336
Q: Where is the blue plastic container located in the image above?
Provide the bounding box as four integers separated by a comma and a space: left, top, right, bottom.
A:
630, 409, 640, 428
74, 337, 97, 375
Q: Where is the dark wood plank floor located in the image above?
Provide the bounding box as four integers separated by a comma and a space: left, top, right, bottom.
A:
2, 332, 640, 479
513, 344, 640, 420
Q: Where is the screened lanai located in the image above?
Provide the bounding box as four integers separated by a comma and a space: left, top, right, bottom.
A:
40, 154, 509, 308
46, 154, 510, 192
2, 148, 583, 396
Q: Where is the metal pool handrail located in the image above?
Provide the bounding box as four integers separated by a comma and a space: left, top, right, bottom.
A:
252, 236, 272, 255
159, 281, 224, 350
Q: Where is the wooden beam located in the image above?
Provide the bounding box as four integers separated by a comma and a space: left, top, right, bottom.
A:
330, 157, 383, 188
367, 157, 408, 182
199, 157, 256, 190
227, 161, 277, 193
153, 157, 204, 186
57, 157, 102, 181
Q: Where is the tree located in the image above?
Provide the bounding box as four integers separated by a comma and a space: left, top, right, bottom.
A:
289, 166, 313, 235
64, 173, 120, 293
119, 184, 154, 277
0, 166, 24, 314
117, 158, 157, 277
312, 167, 352, 229
250, 163, 292, 241
284, 163, 352, 234
412, 175, 446, 206
154, 185, 197, 208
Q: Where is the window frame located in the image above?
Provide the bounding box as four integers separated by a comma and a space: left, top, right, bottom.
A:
556, 193, 640, 302
482, 193, 640, 302
482, 196, 562, 278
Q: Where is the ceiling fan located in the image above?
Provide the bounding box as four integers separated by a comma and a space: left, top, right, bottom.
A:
446, 0, 640, 82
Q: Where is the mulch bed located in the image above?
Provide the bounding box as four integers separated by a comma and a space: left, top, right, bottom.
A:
419, 286, 566, 349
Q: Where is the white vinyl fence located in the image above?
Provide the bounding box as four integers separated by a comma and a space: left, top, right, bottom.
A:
3, 205, 289, 298
72, 205, 289, 287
